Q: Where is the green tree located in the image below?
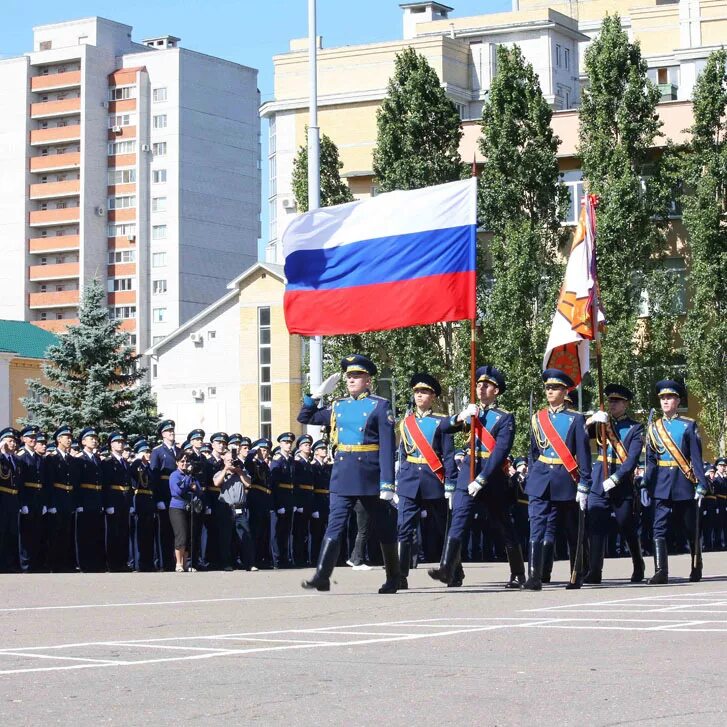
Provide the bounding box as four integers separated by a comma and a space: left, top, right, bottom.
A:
22, 279, 159, 440
578, 13, 667, 409
291, 127, 354, 212
478, 44, 568, 453
681, 49, 727, 452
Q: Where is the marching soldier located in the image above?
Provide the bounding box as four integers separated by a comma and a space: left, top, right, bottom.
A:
130, 440, 156, 571
644, 379, 708, 583
16, 425, 47, 572
310, 440, 331, 563
298, 354, 400, 594
397, 373, 455, 589
292, 434, 315, 567
244, 438, 273, 569
45, 425, 78, 572
584, 384, 645, 583
150, 420, 179, 571
271, 432, 296, 568
0, 428, 21, 572
76, 427, 105, 572
525, 369, 592, 590
101, 432, 133, 572
430, 366, 523, 589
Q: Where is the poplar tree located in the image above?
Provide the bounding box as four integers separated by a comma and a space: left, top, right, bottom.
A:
22, 279, 159, 440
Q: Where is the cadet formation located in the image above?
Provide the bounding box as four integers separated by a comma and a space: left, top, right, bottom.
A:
0, 354, 723, 597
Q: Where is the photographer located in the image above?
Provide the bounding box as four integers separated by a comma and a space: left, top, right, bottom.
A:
169, 451, 203, 573
214, 450, 252, 571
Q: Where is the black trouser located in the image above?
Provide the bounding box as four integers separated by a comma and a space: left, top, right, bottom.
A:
0, 505, 19, 573
106, 511, 131, 571
203, 508, 220, 568
274, 507, 293, 566
234, 510, 254, 569
155, 508, 176, 571
292, 508, 311, 566
19, 509, 44, 572
348, 499, 371, 565
216, 502, 237, 568
75, 510, 105, 572
133, 513, 156, 571
248, 500, 272, 567
48, 511, 75, 572
310, 510, 328, 563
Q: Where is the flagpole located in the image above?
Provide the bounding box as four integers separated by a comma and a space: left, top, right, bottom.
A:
469, 156, 477, 482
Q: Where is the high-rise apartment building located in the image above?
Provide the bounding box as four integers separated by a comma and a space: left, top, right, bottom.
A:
0, 17, 260, 350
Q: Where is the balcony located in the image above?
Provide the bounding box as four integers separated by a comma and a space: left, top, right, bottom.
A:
108, 208, 136, 223
658, 83, 678, 101
30, 97, 81, 119
29, 207, 81, 227
117, 319, 137, 333
107, 153, 136, 168
30, 125, 81, 146
29, 179, 80, 199
108, 99, 136, 114
29, 235, 80, 254
107, 125, 136, 141
30, 152, 80, 173
28, 289, 80, 309
33, 319, 79, 333
29, 262, 80, 281
108, 290, 136, 305
107, 263, 136, 277
31, 71, 82, 92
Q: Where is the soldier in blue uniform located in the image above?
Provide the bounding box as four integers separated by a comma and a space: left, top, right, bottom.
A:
429, 366, 523, 588
130, 440, 156, 571
101, 432, 133, 572
397, 373, 456, 589
644, 379, 708, 583
298, 354, 399, 593
271, 432, 296, 568
0, 428, 21, 572
45, 425, 78, 572
583, 384, 645, 583
76, 426, 106, 572
16, 425, 47, 572
244, 438, 273, 570
186, 428, 214, 568
292, 434, 315, 567
310, 439, 331, 563
525, 369, 592, 590
150, 420, 179, 571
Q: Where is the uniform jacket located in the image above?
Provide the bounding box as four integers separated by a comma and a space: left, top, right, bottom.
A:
0, 451, 21, 513
44, 450, 78, 513
397, 410, 457, 500
271, 453, 295, 510
527, 406, 592, 501
130, 460, 156, 515
16, 447, 48, 511
297, 391, 395, 497
588, 416, 644, 498
244, 451, 273, 507
101, 454, 132, 511
150, 444, 179, 505
206, 454, 225, 508
311, 457, 331, 514
293, 454, 314, 510
77, 451, 104, 511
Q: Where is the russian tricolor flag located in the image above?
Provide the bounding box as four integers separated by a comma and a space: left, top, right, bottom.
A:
283, 178, 477, 336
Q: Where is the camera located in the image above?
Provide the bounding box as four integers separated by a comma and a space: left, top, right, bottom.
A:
188, 458, 204, 478
229, 446, 242, 469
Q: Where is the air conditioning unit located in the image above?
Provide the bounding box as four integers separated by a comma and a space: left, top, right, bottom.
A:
189, 332, 203, 344
112, 125, 122, 134
191, 388, 204, 400
95, 206, 105, 216
127, 234, 136, 243
141, 143, 151, 152
281, 197, 296, 210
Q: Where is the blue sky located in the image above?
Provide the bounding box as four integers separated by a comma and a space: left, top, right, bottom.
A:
3, 0, 510, 254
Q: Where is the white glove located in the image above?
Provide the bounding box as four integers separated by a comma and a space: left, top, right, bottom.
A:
20, 505, 29, 515
591, 410, 609, 424
393, 493, 399, 506
458, 403, 480, 422
445, 490, 454, 507
205, 507, 212, 515
311, 511, 320, 519
75, 507, 84, 513
694, 490, 704, 507
468, 480, 483, 497
421, 509, 428, 519
156, 501, 166, 511
640, 489, 651, 508
379, 490, 394, 501
576, 492, 588, 511
277, 507, 285, 515
105, 507, 115, 515
311, 372, 341, 399
48, 507, 57, 514
129, 507, 135, 515
602, 475, 618, 492
42, 506, 47, 515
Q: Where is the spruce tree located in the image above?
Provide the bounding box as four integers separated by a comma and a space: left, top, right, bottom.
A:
681, 49, 727, 452
291, 127, 354, 212
22, 279, 159, 440
478, 44, 567, 453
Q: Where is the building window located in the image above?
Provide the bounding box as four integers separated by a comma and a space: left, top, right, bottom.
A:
258, 306, 272, 440
152, 197, 167, 212
564, 48, 570, 71
638, 258, 688, 317
208, 330, 216, 340
108, 250, 136, 264
152, 169, 167, 184
108, 140, 136, 155
109, 86, 134, 101
153, 87, 167, 103
152, 335, 164, 345
152, 363, 158, 379
152, 279, 167, 295
152, 252, 167, 268
108, 114, 134, 128
561, 170, 584, 225
153, 114, 167, 129
153, 307, 167, 322
108, 195, 136, 210
152, 142, 167, 157
39, 312, 47, 321
108, 168, 136, 185
555, 44, 563, 68
107, 223, 136, 238
107, 277, 134, 292
208, 386, 217, 399
152, 225, 167, 240
109, 305, 136, 319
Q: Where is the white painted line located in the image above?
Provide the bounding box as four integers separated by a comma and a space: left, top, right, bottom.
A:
0, 652, 123, 665
646, 621, 708, 631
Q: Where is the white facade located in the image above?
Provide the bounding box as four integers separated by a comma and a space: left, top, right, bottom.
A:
0, 16, 260, 353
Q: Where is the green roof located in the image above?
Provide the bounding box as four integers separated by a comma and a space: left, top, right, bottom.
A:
0, 320, 58, 359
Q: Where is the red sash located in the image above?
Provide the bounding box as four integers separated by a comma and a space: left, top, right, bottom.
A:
403, 415, 444, 483
537, 409, 580, 482
472, 417, 509, 474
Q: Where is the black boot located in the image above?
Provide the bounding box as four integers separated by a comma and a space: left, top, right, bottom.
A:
523, 540, 543, 591
379, 543, 401, 594
583, 533, 604, 585
626, 535, 645, 583
541, 539, 555, 583
448, 555, 465, 588
504, 545, 526, 589
647, 537, 668, 584
398, 541, 411, 590
428, 538, 461, 584
301, 537, 339, 591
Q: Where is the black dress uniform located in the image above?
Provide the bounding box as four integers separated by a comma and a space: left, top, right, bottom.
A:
292, 435, 315, 567
150, 420, 179, 571
0, 428, 21, 572
130, 441, 156, 571
298, 354, 400, 594
715, 458, 727, 550
76, 428, 106, 572
16, 427, 48, 572
208, 432, 230, 570
101, 433, 133, 572
310, 441, 331, 563
244, 441, 273, 569
270, 433, 296, 568
511, 458, 530, 555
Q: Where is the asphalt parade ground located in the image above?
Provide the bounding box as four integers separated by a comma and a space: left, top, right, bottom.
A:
3, 554, 727, 726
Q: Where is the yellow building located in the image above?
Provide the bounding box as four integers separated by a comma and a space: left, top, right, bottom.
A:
0, 320, 57, 426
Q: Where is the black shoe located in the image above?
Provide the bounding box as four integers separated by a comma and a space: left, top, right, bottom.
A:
428, 538, 461, 584
523, 540, 543, 591
505, 573, 525, 589
626, 536, 645, 582
301, 537, 340, 592
504, 546, 526, 589
647, 537, 669, 585
447, 561, 465, 588
378, 543, 401, 594
583, 570, 602, 585
689, 566, 702, 582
